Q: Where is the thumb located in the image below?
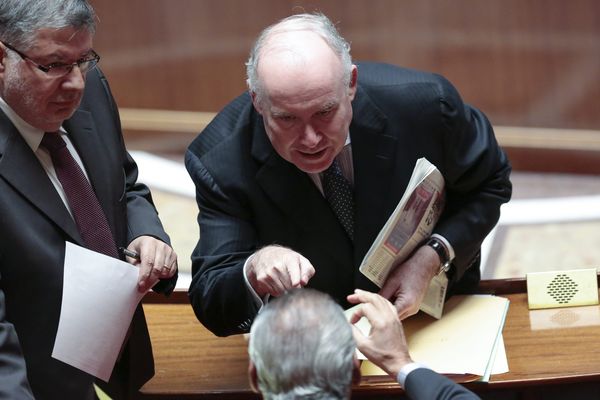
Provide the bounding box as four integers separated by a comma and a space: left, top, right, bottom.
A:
378, 277, 397, 300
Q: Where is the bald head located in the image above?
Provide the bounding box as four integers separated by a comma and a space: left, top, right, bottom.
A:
246, 13, 353, 105
257, 30, 345, 108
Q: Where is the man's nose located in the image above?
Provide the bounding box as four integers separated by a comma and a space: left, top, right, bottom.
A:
300, 124, 321, 147
61, 65, 85, 90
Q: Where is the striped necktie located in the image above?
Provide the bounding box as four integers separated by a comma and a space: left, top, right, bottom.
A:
322, 158, 354, 240
41, 132, 119, 258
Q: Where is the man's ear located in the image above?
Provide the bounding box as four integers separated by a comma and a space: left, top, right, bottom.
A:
348, 65, 358, 101
248, 361, 260, 393
250, 91, 263, 115
352, 354, 362, 385
0, 42, 7, 75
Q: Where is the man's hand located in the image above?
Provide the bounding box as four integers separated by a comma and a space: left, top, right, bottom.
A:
246, 245, 315, 298
379, 245, 439, 319
125, 236, 178, 293
347, 289, 413, 377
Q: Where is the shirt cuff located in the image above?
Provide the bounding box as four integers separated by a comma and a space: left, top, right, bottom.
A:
243, 254, 270, 310
431, 233, 455, 261
396, 362, 429, 388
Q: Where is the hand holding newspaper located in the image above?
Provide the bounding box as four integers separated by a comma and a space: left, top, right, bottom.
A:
359, 157, 447, 318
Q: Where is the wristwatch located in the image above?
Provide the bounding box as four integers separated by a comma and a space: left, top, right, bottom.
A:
425, 237, 451, 275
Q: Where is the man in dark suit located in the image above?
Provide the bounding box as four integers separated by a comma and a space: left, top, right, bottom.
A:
186, 13, 511, 336
249, 288, 480, 400
0, 1, 177, 398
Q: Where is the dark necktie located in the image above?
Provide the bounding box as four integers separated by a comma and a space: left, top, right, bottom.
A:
322, 158, 354, 240
41, 132, 119, 258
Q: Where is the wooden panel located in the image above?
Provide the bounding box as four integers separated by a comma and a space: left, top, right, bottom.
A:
91, 0, 600, 130
140, 303, 255, 399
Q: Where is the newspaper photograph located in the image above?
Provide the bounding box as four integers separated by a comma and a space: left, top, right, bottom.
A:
359, 158, 445, 287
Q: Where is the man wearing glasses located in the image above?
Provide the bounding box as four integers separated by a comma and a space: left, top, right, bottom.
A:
0, 1, 178, 399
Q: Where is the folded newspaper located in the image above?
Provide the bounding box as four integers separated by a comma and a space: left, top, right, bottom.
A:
359, 157, 447, 318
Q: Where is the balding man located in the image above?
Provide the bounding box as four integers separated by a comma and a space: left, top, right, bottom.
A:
185, 12, 511, 336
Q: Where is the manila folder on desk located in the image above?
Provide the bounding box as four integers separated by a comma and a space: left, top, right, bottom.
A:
351, 295, 509, 377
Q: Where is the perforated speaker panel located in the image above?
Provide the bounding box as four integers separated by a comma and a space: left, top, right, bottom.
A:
526, 268, 599, 310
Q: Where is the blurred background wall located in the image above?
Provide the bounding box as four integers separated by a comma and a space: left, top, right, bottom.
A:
90, 0, 599, 131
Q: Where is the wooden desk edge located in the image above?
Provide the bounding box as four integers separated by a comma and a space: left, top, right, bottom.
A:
144, 288, 189, 304
142, 278, 537, 304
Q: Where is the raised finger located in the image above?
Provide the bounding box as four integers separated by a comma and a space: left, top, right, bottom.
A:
298, 257, 315, 286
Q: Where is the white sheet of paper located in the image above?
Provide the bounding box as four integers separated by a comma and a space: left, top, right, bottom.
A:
52, 242, 145, 381
487, 334, 509, 378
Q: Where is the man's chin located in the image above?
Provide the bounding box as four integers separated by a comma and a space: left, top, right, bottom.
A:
294, 158, 333, 174
52, 106, 78, 123
38, 112, 76, 132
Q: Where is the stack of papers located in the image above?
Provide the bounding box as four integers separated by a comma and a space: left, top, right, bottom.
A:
347, 294, 509, 382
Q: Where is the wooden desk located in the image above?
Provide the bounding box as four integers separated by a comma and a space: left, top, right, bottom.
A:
138, 290, 600, 399
138, 303, 253, 399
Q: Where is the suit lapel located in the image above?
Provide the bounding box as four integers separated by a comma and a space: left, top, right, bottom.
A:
350, 86, 399, 270
63, 109, 118, 233
0, 112, 82, 243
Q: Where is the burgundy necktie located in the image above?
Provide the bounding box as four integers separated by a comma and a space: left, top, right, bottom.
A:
41, 132, 119, 258
322, 158, 354, 240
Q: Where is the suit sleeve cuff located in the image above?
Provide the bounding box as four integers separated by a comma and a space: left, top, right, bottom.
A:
243, 254, 270, 310
396, 362, 429, 388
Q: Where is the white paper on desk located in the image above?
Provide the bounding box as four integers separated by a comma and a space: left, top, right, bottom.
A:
52, 242, 145, 382
484, 334, 509, 380
347, 295, 509, 377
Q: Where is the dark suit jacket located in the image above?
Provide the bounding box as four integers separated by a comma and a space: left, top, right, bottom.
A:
0, 68, 176, 400
0, 291, 34, 399
185, 62, 512, 336
405, 368, 480, 400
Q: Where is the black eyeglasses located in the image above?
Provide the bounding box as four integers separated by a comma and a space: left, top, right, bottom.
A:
2, 42, 100, 78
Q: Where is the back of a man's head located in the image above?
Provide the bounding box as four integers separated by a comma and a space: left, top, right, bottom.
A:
248, 288, 355, 400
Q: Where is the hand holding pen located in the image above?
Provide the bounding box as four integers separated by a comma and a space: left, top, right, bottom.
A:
120, 235, 178, 292
120, 247, 141, 260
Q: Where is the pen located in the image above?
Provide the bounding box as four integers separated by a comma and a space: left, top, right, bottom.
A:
119, 247, 141, 260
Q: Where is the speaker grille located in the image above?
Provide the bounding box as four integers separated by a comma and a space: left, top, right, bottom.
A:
547, 274, 579, 304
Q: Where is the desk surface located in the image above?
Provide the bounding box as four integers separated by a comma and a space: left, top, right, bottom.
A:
139, 291, 600, 399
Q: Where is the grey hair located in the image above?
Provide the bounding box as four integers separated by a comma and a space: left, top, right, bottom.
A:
248, 289, 355, 400
0, 0, 96, 51
245, 12, 352, 104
